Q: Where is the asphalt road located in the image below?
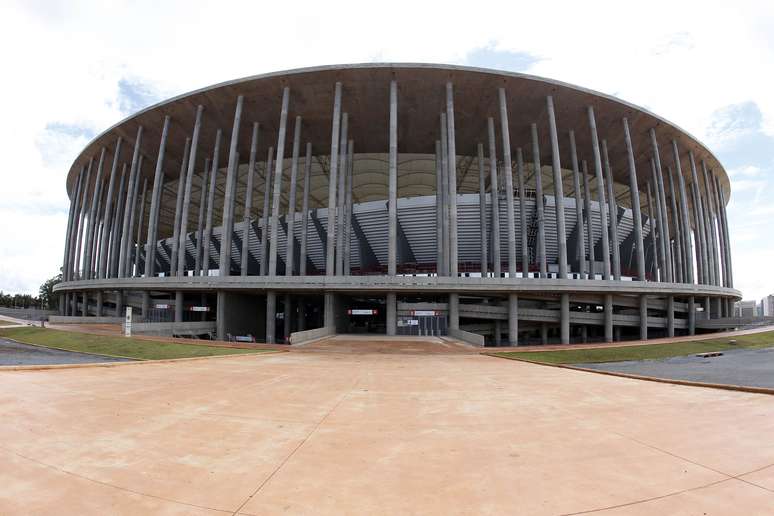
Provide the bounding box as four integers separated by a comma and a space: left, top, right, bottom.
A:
0, 337, 133, 366
579, 346, 774, 388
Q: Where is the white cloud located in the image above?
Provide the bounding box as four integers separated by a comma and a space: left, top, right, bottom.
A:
1, 0, 774, 301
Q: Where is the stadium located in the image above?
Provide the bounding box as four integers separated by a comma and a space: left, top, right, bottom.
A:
52, 63, 739, 346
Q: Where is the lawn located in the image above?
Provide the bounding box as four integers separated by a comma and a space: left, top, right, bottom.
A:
491, 331, 774, 365
0, 320, 18, 327
0, 327, 274, 361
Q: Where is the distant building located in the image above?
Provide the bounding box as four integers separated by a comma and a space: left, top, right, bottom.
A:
736, 300, 758, 318
762, 295, 774, 317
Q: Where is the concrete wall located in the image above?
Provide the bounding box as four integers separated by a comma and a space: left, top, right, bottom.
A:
449, 327, 485, 347
49, 315, 123, 324
128, 321, 216, 337
289, 326, 335, 345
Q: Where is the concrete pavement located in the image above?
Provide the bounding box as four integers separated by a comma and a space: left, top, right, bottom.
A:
1, 337, 773, 514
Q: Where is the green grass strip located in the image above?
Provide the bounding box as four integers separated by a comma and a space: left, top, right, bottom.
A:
491, 331, 774, 365
0, 327, 273, 361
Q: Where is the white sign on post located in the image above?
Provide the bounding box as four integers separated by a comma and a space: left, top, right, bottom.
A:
125, 306, 133, 337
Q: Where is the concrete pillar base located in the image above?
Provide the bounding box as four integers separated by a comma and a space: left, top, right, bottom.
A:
508, 293, 518, 346
386, 292, 397, 336
175, 291, 184, 323
96, 291, 103, 317
604, 294, 613, 343
266, 291, 277, 344
560, 293, 570, 344
448, 293, 459, 331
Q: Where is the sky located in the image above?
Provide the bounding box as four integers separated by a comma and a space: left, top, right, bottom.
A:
1, 0, 773, 301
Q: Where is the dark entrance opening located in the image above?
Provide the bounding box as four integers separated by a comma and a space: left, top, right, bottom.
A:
339, 295, 386, 334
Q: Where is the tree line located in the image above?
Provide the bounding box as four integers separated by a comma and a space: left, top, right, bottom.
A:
0, 274, 61, 310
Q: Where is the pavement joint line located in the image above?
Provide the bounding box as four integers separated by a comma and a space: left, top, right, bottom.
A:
560, 456, 774, 515
230, 375, 362, 515
0, 444, 232, 514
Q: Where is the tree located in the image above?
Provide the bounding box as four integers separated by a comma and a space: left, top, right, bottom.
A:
38, 274, 62, 310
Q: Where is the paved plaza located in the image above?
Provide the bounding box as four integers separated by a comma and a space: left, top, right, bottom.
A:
1, 337, 773, 514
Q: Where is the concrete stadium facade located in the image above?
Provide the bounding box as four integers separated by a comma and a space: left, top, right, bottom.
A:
53, 64, 740, 346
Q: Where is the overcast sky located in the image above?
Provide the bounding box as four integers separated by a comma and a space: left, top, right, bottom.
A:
1, 0, 773, 301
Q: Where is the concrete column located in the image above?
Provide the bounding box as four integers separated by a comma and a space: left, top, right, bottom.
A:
487, 118, 501, 277
569, 131, 586, 280
604, 294, 613, 343
541, 323, 548, 345
259, 147, 273, 275
388, 80, 398, 278
133, 178, 148, 276
530, 124, 547, 277
639, 294, 648, 340
560, 293, 570, 345
96, 291, 103, 317
118, 126, 143, 278
715, 174, 733, 288
516, 148, 529, 276
601, 140, 620, 280
709, 172, 727, 288
170, 138, 192, 277
299, 143, 312, 276
499, 89, 517, 277
702, 161, 721, 286
690, 184, 704, 285
440, 114, 450, 276
142, 292, 150, 319
587, 107, 611, 280
203, 130, 223, 277
477, 143, 488, 275
64, 166, 85, 282
448, 293, 459, 330
142, 118, 170, 279
623, 119, 646, 281
582, 160, 596, 278
177, 106, 204, 277
81, 292, 88, 316
175, 291, 183, 323
325, 82, 343, 278
220, 96, 245, 277
650, 164, 668, 282
124, 155, 143, 277
283, 293, 292, 342
701, 194, 716, 287
336, 114, 348, 275
98, 138, 122, 279
109, 165, 127, 278
446, 82, 459, 277
194, 159, 210, 276
435, 141, 445, 276
493, 320, 501, 346
83, 148, 106, 280
266, 292, 276, 344
645, 184, 659, 280
386, 292, 397, 336
666, 166, 684, 283
547, 96, 569, 279
286, 116, 302, 276
651, 129, 673, 282
344, 140, 354, 274
115, 291, 123, 317
508, 293, 518, 346
268, 89, 290, 277
667, 295, 675, 337
74, 159, 93, 280
688, 152, 708, 284
241, 123, 260, 276
688, 296, 696, 335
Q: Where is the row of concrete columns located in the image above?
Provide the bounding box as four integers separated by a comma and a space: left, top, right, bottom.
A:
61, 81, 734, 343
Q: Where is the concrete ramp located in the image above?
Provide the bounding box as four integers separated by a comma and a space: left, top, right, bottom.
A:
298, 334, 478, 354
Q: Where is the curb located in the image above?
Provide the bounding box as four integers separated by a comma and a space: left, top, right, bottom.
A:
484, 353, 774, 396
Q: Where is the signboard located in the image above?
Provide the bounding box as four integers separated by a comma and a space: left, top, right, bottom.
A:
191, 306, 210, 312
155, 303, 170, 309
348, 309, 378, 315
407, 319, 419, 326
411, 310, 438, 316
124, 306, 133, 337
